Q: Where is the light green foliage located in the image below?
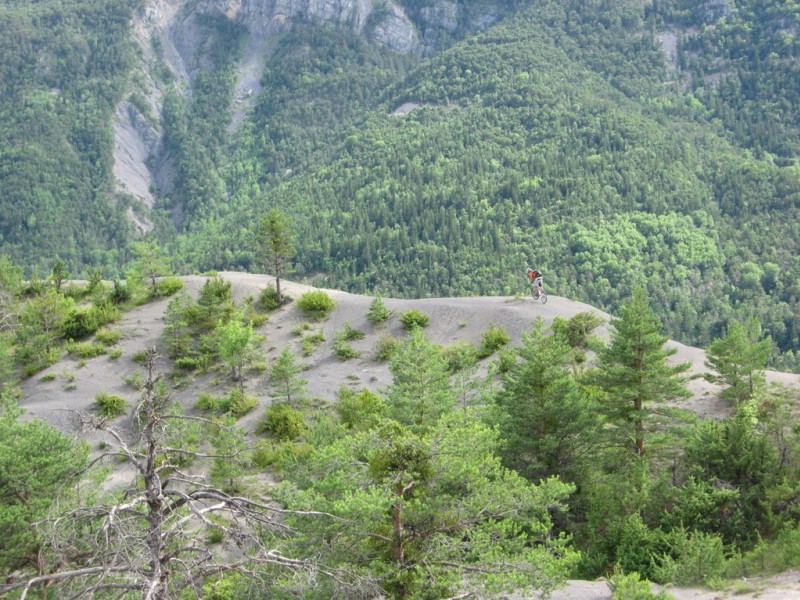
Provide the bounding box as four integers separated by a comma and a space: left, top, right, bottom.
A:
705, 317, 772, 405
373, 332, 399, 361
278, 411, 578, 598
225, 388, 258, 419
130, 239, 172, 298
385, 328, 454, 432
332, 339, 360, 360
593, 288, 690, 456
608, 568, 674, 600
210, 419, 249, 493
67, 340, 106, 359
399, 308, 429, 331
335, 386, 386, 430
260, 402, 307, 440
156, 275, 184, 296
299, 330, 324, 357
49, 258, 69, 291
95, 391, 127, 418
441, 339, 479, 373
333, 324, 363, 360
95, 327, 122, 346
653, 530, 726, 586
267, 347, 308, 405
366, 296, 393, 325
0, 400, 88, 574
14, 289, 73, 374
296, 290, 336, 319
216, 313, 262, 390
477, 322, 510, 358
552, 311, 605, 349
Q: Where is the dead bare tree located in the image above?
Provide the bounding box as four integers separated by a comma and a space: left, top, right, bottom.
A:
1, 349, 378, 599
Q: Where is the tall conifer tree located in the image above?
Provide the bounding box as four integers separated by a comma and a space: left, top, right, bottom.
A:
594, 287, 690, 456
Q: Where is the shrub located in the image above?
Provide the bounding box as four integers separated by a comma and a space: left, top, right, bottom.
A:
61, 307, 100, 340
442, 340, 479, 372
296, 290, 336, 319
132, 350, 149, 364
367, 296, 394, 325
157, 275, 184, 296
333, 339, 361, 360
196, 392, 225, 413
259, 283, 283, 310
339, 322, 365, 341
175, 356, 201, 370
477, 323, 510, 358
400, 309, 429, 331
226, 389, 258, 418
96, 391, 127, 418
608, 569, 673, 600
68, 341, 106, 359
335, 387, 386, 430
260, 402, 307, 440
109, 347, 123, 360
199, 276, 232, 306
110, 279, 131, 304
95, 327, 122, 346
39, 373, 57, 382
374, 332, 399, 361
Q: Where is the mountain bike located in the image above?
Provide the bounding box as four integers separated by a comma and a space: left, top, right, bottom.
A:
531, 284, 547, 304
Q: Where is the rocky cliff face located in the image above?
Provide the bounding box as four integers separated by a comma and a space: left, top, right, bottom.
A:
113, 0, 502, 228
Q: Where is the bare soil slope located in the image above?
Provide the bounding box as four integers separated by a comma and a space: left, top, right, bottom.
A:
17, 272, 800, 599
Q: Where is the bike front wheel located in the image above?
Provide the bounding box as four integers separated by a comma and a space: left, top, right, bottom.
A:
539, 290, 547, 304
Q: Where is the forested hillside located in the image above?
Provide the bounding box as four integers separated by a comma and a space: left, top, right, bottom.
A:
1, 0, 800, 367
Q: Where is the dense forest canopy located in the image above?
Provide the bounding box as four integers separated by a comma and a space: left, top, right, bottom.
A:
1, 0, 800, 367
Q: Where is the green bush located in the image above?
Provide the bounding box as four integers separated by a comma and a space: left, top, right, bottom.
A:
157, 276, 184, 296
61, 307, 100, 340
96, 392, 127, 418
68, 341, 106, 358
95, 327, 122, 346
260, 402, 307, 440
374, 332, 399, 361
477, 323, 510, 358
226, 389, 258, 418
296, 290, 336, 319
196, 392, 225, 413
333, 339, 361, 360
199, 276, 232, 306
335, 387, 386, 430
653, 530, 726, 586
300, 330, 325, 356
339, 322, 365, 341
260, 283, 283, 310
400, 309, 429, 330
442, 340, 479, 372
608, 569, 673, 600
367, 296, 394, 325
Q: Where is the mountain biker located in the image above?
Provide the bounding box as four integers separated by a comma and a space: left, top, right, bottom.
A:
527, 267, 544, 295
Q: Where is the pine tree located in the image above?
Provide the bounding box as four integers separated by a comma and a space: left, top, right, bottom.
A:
495, 318, 601, 482
385, 328, 455, 432
255, 209, 295, 304
705, 316, 772, 405
593, 287, 690, 456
